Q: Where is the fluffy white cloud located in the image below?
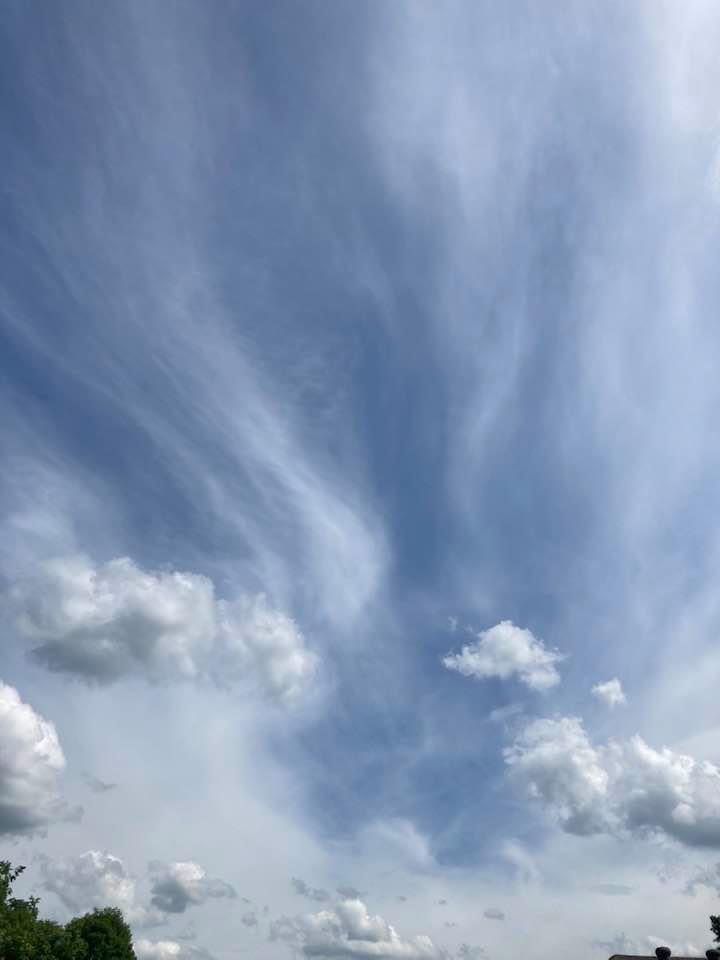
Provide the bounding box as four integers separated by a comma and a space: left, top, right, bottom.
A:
0, 680, 79, 835
214, 593, 319, 702
38, 850, 164, 927
442, 621, 564, 691
11, 556, 216, 682
592, 679, 626, 709
505, 716, 720, 846
135, 939, 214, 960
149, 860, 237, 914
40, 850, 135, 915
39, 852, 236, 926
270, 898, 443, 960
10, 554, 317, 702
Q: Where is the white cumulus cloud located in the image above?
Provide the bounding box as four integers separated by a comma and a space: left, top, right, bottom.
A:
135, 939, 214, 960
149, 860, 237, 914
592, 678, 626, 709
269, 898, 443, 960
443, 621, 564, 691
214, 593, 319, 702
505, 716, 720, 846
38, 850, 164, 927
0, 680, 79, 836
10, 554, 318, 702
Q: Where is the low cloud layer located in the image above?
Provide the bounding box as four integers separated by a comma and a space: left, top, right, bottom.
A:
0, 680, 79, 835
149, 861, 236, 914
10, 554, 318, 702
591, 679, 626, 709
505, 716, 720, 845
270, 898, 443, 960
443, 621, 564, 691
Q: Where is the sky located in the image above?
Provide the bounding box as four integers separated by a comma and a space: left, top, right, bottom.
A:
3, 2, 720, 959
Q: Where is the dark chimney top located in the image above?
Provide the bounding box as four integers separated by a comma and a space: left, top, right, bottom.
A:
655, 949, 671, 960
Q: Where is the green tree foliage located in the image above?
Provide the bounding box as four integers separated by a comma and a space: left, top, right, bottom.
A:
65, 909, 135, 960
711, 914, 720, 943
0, 862, 134, 960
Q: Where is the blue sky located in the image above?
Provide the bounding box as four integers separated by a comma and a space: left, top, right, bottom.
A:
4, 3, 720, 960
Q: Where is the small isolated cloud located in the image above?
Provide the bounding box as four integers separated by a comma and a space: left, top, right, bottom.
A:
0, 680, 80, 836
592, 678, 626, 709
292, 877, 331, 903
242, 911, 258, 928
337, 886, 364, 900
437, 899, 447, 906
270, 898, 443, 960
505, 715, 720, 846
38, 850, 163, 927
482, 908, 504, 921
149, 861, 237, 914
135, 939, 215, 960
442, 621, 564, 691
10, 555, 318, 703
83, 773, 117, 793
397, 896, 408, 903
